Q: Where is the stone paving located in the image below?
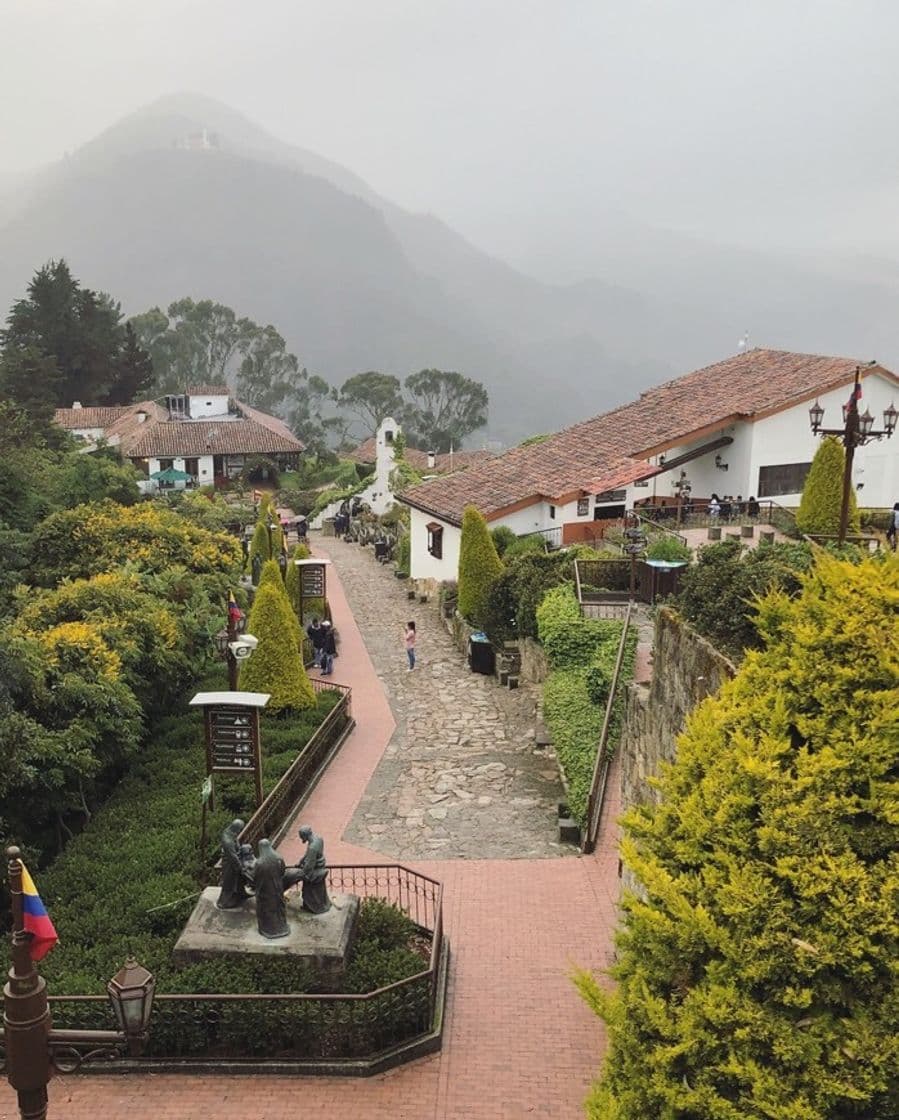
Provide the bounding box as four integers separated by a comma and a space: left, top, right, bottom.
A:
328, 537, 570, 860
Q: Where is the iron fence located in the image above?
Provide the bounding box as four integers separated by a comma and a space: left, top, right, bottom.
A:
636, 499, 795, 532
583, 603, 634, 854
45, 864, 444, 1068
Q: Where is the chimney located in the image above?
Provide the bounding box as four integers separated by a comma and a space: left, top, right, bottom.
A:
427, 451, 436, 469
136, 409, 147, 424
72, 401, 82, 409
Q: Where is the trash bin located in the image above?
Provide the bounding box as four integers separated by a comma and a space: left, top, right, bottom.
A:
374, 539, 389, 561
468, 631, 495, 675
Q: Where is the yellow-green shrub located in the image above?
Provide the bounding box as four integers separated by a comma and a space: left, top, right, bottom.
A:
797, 434, 859, 535
239, 584, 314, 710
457, 505, 503, 626
576, 553, 899, 1118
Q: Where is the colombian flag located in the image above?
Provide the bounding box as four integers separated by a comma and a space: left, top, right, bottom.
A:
228, 590, 242, 625
20, 865, 58, 961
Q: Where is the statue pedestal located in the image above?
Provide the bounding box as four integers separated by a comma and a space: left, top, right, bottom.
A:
174, 887, 360, 982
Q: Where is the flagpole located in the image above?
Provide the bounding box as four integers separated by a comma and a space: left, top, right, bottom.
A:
4, 846, 51, 1120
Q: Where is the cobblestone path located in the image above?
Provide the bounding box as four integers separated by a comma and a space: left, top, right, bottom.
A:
324, 537, 570, 859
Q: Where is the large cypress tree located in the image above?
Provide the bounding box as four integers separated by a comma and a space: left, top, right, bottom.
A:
238, 583, 314, 711
575, 553, 899, 1118
796, 435, 859, 536
457, 505, 504, 627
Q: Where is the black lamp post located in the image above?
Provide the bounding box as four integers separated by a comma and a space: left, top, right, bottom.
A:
808, 366, 897, 545
623, 513, 648, 599
266, 519, 278, 560
673, 471, 692, 527
3, 848, 155, 1119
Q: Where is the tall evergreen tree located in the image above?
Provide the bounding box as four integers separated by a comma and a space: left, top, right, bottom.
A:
238, 583, 314, 710
3, 260, 153, 406
457, 505, 504, 626
796, 435, 860, 536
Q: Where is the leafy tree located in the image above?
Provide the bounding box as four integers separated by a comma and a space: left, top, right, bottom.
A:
47, 448, 141, 509
674, 539, 815, 659
238, 583, 314, 710
110, 320, 154, 403
236, 324, 300, 413
338, 371, 404, 436
797, 435, 860, 536
402, 368, 488, 450
490, 525, 517, 558
285, 368, 343, 455
3, 260, 152, 405
0, 346, 63, 434
457, 505, 504, 626
575, 553, 899, 1119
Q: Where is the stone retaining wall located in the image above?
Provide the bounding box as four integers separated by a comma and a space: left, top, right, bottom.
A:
618, 608, 735, 892
620, 608, 735, 813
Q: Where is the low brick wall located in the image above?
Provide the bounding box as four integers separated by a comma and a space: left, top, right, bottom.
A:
518, 637, 549, 684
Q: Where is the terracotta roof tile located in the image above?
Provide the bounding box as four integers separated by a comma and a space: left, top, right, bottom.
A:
401, 349, 898, 525
54, 406, 130, 429
344, 437, 493, 474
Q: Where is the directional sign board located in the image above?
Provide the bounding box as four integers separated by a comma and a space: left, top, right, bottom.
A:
294, 558, 331, 621
190, 691, 270, 809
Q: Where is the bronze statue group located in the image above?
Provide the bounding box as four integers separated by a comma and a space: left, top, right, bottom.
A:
218, 821, 330, 939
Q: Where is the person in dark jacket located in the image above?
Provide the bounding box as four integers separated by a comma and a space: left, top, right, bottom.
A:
306, 617, 325, 668
320, 620, 337, 675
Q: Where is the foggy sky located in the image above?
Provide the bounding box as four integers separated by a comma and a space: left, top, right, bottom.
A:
3, 0, 899, 274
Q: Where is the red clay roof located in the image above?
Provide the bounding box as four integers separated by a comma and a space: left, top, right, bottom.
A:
54, 406, 130, 429
400, 349, 898, 525
345, 436, 493, 473
56, 398, 304, 457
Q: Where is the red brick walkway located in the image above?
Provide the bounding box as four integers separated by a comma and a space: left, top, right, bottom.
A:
1, 543, 622, 1120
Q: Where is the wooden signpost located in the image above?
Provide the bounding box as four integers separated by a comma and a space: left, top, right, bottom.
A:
189, 690, 270, 811
294, 557, 331, 622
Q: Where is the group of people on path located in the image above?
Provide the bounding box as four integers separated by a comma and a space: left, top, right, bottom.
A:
305, 617, 338, 675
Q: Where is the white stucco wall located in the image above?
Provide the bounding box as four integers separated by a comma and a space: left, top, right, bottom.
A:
147, 454, 214, 486
188, 393, 230, 419
409, 507, 461, 581
749, 372, 898, 506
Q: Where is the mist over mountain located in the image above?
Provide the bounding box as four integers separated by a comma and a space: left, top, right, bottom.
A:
2, 93, 899, 442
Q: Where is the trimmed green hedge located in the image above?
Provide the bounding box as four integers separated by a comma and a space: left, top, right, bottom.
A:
457, 506, 504, 626
537, 585, 636, 824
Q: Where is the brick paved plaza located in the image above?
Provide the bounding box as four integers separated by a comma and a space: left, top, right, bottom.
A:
1, 537, 623, 1120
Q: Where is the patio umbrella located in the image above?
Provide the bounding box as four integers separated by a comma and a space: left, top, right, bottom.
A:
149, 467, 193, 482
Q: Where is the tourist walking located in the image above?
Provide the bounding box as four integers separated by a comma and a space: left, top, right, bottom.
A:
306, 617, 325, 668
404, 621, 416, 671
320, 620, 337, 675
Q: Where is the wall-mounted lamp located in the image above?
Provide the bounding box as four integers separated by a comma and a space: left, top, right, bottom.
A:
714, 454, 729, 471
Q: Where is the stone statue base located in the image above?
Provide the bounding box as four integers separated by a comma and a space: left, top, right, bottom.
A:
174, 887, 359, 983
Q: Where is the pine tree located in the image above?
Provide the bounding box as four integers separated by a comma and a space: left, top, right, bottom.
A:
257, 558, 301, 647
249, 520, 273, 565
575, 553, 899, 1119
796, 435, 860, 535
457, 505, 504, 626
238, 583, 314, 710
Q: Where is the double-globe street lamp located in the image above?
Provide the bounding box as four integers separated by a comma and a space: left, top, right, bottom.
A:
808, 366, 897, 545
3, 848, 156, 1120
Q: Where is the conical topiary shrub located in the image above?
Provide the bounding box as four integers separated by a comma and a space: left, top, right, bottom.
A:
284, 542, 311, 612
457, 505, 504, 627
238, 583, 315, 710
796, 434, 859, 535
574, 553, 899, 1118
256, 559, 302, 648
249, 519, 272, 565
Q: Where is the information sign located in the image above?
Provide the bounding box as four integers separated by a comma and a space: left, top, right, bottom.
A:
190, 691, 270, 810
300, 563, 325, 598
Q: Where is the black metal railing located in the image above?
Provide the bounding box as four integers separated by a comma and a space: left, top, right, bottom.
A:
635, 499, 795, 533
575, 558, 631, 600
517, 525, 562, 551
582, 603, 633, 854
45, 864, 444, 1067
240, 683, 352, 848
